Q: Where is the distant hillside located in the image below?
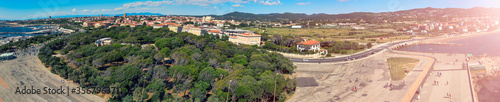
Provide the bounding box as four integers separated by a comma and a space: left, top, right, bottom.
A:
33, 7, 500, 22
212, 7, 500, 22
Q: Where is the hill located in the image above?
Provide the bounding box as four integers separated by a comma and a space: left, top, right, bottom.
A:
211, 7, 500, 22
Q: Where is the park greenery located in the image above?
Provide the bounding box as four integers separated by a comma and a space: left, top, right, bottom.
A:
387, 57, 420, 80
38, 26, 297, 102
0, 33, 62, 53
260, 33, 372, 55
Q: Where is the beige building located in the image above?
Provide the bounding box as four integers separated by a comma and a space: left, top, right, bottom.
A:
182, 27, 207, 36
228, 33, 261, 46
237, 33, 261, 46
168, 26, 183, 33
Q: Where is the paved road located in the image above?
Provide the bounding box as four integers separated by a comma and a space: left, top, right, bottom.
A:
287, 39, 420, 63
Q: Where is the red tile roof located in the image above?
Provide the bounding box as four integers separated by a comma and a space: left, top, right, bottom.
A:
239, 33, 261, 37
208, 30, 221, 33
297, 40, 320, 45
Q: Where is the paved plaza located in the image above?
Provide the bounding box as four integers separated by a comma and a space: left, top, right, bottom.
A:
288, 51, 435, 102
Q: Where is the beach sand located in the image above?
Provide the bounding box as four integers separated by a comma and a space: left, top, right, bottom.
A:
0, 76, 8, 89
476, 75, 500, 102
472, 56, 500, 102
432, 29, 500, 43
0, 46, 104, 102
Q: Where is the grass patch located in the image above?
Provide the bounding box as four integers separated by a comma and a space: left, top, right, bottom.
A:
53, 50, 60, 54
387, 57, 419, 80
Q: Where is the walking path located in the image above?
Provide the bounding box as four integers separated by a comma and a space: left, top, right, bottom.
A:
288, 50, 434, 102
392, 50, 472, 102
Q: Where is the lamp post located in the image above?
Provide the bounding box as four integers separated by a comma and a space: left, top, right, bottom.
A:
226, 80, 232, 102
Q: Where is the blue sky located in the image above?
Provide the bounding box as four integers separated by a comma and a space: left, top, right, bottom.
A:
1, 0, 500, 20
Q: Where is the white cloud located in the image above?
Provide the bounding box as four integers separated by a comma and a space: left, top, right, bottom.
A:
297, 2, 310, 5
92, 0, 280, 14
114, 0, 173, 11
72, 8, 76, 12
101, 9, 112, 12
173, 0, 248, 6
337, 0, 350, 2
232, 4, 244, 7
261, 0, 281, 5
82, 9, 89, 12
123, 1, 173, 8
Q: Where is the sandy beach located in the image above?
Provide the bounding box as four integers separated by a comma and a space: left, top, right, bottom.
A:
0, 45, 104, 102
431, 29, 500, 43
469, 56, 500, 102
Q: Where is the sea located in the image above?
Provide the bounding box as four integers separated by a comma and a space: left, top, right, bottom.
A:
399, 32, 500, 102
400, 33, 500, 56
0, 26, 44, 39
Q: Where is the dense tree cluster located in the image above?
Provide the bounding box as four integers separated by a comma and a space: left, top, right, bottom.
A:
261, 34, 366, 54
38, 26, 296, 102
0, 33, 62, 52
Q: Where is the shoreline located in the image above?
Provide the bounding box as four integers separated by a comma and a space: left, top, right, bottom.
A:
430, 29, 500, 43
470, 56, 500, 102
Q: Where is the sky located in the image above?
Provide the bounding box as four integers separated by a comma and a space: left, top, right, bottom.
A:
1, 0, 500, 20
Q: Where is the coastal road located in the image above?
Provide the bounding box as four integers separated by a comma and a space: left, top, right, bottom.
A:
287, 39, 420, 63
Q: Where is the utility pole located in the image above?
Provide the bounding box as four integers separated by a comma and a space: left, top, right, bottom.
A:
226, 80, 232, 102
274, 73, 279, 102
141, 76, 146, 102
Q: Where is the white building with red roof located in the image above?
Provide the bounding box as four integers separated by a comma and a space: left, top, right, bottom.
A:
297, 40, 321, 52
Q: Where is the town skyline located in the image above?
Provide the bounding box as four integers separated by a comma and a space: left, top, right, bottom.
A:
1, 0, 500, 20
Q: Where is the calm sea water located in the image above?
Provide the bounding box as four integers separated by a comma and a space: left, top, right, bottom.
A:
400, 32, 500, 56
0, 26, 44, 39
0, 26, 37, 32
399, 32, 500, 102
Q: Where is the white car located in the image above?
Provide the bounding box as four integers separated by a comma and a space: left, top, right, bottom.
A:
303, 58, 308, 61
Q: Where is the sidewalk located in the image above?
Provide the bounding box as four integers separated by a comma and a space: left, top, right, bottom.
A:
392, 50, 472, 102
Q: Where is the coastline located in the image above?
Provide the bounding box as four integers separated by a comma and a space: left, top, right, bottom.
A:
393, 29, 500, 102
431, 29, 500, 43
470, 56, 500, 102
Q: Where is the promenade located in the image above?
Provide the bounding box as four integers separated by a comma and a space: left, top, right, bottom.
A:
392, 50, 473, 102
288, 50, 434, 102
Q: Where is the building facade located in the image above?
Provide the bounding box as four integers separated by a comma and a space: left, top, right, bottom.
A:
297, 40, 320, 52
